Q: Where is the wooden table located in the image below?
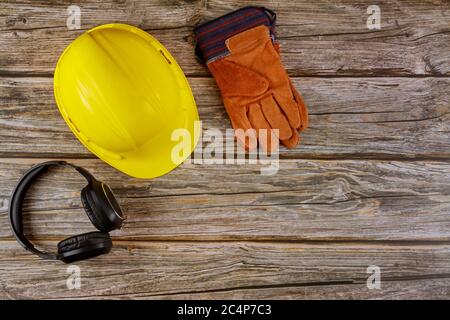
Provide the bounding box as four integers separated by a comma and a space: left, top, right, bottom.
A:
1, 0, 449, 299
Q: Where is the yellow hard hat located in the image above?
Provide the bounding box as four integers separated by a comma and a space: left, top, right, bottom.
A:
54, 23, 199, 178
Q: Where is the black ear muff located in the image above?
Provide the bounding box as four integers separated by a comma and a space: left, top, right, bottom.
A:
9, 161, 123, 262
82, 180, 123, 232
81, 186, 110, 232
57, 231, 112, 263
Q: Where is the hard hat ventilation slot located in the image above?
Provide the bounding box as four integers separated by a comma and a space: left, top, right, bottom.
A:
159, 49, 172, 64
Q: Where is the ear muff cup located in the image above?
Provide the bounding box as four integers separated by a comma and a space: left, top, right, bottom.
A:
57, 231, 112, 263
81, 186, 111, 232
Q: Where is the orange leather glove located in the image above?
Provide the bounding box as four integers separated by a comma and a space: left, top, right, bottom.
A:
194, 7, 308, 151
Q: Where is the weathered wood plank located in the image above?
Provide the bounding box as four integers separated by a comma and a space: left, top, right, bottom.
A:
1, 0, 449, 75
1, 77, 449, 159
0, 158, 449, 241
105, 278, 450, 300
0, 241, 449, 299
0, 0, 204, 30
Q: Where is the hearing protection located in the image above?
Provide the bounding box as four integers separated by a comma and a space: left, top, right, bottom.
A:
9, 161, 124, 263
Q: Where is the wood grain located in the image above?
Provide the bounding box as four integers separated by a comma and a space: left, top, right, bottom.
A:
1, 0, 450, 300
1, 77, 449, 159
0, 158, 449, 241
0, 241, 449, 299
1, 0, 449, 75
144, 278, 450, 300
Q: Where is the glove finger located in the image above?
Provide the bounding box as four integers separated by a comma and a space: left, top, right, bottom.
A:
260, 95, 292, 140
281, 129, 300, 149
273, 92, 301, 129
226, 104, 258, 151
248, 103, 278, 154
273, 43, 309, 131
289, 79, 309, 131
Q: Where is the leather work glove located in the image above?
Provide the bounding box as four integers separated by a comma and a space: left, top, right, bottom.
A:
194, 6, 308, 151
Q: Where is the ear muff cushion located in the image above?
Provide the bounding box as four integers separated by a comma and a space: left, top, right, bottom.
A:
57, 231, 110, 252
57, 231, 112, 263
81, 186, 110, 232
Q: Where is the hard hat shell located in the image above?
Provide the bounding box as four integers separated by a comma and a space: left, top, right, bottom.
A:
54, 23, 199, 179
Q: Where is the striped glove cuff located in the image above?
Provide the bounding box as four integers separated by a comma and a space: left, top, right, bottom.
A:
194, 6, 276, 64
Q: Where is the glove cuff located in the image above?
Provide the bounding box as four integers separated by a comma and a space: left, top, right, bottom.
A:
194, 6, 276, 64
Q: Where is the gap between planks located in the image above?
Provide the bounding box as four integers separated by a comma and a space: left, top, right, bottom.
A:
2, 239, 450, 247
0, 155, 450, 162
1, 72, 450, 78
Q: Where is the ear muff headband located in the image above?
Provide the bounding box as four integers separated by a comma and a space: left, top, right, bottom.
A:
8, 161, 95, 260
